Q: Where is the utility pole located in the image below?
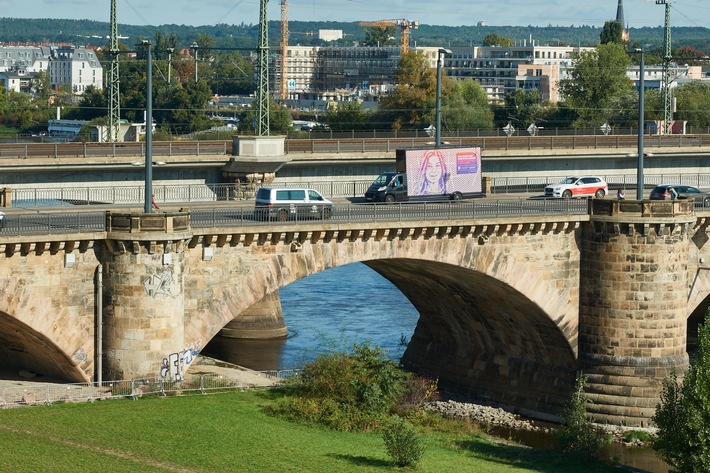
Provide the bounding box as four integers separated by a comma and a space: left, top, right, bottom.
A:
657, 0, 673, 135
256, 0, 270, 136
108, 0, 121, 142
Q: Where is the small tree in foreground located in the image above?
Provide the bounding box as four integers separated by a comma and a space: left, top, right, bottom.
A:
555, 372, 607, 459
382, 415, 425, 467
653, 320, 710, 473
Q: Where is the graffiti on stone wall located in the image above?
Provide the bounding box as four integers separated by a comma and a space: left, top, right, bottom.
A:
73, 348, 88, 362
160, 345, 201, 380
143, 270, 177, 297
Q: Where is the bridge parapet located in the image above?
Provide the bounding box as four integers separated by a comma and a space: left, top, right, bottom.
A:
590, 196, 695, 219
106, 211, 190, 235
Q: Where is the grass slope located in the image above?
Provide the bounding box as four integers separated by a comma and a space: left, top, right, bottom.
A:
0, 390, 624, 473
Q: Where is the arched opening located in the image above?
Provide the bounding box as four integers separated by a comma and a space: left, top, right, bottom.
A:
0, 311, 86, 382
203, 257, 576, 417
201, 262, 419, 370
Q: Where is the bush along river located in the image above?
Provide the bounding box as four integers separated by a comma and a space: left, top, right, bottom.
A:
201, 262, 670, 473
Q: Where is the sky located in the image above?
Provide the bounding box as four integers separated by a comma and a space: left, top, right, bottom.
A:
0, 0, 709, 28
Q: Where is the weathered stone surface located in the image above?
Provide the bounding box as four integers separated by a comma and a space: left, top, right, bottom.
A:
1, 209, 710, 427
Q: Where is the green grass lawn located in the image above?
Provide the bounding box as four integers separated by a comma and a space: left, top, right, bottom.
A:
0, 390, 624, 473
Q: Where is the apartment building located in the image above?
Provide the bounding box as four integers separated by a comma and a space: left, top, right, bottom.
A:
445, 44, 593, 103
48, 46, 103, 93
0, 45, 102, 95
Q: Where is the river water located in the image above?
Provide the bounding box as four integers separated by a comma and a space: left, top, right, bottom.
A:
201, 262, 669, 473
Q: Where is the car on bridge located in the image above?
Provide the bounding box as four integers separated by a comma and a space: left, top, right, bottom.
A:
649, 184, 710, 206
544, 176, 608, 199
254, 187, 334, 221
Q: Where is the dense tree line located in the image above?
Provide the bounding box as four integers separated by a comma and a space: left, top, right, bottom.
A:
3, 19, 710, 138
1, 18, 708, 53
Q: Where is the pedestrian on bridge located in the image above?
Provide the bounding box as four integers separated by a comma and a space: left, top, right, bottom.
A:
617, 189, 625, 200
152, 194, 160, 210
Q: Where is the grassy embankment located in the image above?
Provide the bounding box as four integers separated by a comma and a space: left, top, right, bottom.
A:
0, 390, 624, 473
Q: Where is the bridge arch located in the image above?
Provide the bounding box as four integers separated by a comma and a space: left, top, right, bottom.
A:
183, 222, 582, 416
0, 311, 86, 381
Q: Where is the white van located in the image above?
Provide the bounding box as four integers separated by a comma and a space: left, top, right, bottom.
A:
254, 187, 334, 221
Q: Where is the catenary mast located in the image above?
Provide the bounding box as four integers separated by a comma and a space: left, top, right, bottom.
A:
256, 0, 270, 135
108, 0, 121, 142
657, 0, 673, 134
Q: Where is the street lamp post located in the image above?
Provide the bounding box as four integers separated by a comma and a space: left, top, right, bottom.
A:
635, 48, 645, 200
435, 48, 451, 148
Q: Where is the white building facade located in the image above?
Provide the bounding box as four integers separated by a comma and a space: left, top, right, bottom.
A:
0, 45, 102, 95
48, 46, 103, 93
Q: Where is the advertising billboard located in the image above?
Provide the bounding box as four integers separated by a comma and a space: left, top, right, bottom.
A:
404, 147, 482, 197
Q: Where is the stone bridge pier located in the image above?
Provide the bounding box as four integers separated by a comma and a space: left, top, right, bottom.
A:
98, 212, 192, 381
579, 199, 694, 426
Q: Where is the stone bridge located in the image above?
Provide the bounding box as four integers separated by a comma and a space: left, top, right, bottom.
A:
1, 200, 709, 427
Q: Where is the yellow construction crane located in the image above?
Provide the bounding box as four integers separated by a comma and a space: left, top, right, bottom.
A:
358, 18, 419, 54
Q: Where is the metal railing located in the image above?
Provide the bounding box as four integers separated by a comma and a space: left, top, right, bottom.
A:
189, 199, 591, 228
0, 134, 710, 159
0, 211, 106, 236
12, 176, 696, 206
12, 183, 254, 206
0, 370, 300, 408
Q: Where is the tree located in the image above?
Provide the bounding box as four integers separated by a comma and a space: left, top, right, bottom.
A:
674, 45, 708, 66
240, 95, 292, 134
435, 78, 494, 131
325, 101, 370, 131
362, 26, 396, 48
375, 50, 436, 131
555, 373, 607, 459
674, 82, 710, 128
483, 34, 513, 47
559, 43, 632, 128
209, 52, 254, 96
654, 319, 710, 473
600, 20, 623, 45
501, 89, 544, 128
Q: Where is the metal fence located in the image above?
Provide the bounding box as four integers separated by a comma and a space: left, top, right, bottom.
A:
189, 198, 591, 229
0, 370, 300, 408
1, 133, 710, 158
10, 173, 710, 206
12, 183, 250, 206
0, 211, 106, 236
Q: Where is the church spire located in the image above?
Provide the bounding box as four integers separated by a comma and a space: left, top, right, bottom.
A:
616, 0, 625, 26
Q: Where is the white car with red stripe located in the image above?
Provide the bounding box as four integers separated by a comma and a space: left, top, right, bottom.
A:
544, 176, 608, 199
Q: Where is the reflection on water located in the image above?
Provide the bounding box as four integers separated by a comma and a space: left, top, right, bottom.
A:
202, 262, 671, 473
202, 262, 420, 370
489, 424, 669, 473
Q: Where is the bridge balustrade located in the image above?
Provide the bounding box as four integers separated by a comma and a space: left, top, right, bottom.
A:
1, 134, 710, 158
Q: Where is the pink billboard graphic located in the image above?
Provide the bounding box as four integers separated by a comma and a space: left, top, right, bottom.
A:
405, 147, 481, 197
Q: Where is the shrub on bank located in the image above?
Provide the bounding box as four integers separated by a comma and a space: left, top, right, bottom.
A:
555, 372, 609, 459
382, 415, 425, 467
653, 320, 710, 473
266, 342, 438, 432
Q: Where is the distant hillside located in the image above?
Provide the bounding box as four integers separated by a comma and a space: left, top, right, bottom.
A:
0, 18, 708, 54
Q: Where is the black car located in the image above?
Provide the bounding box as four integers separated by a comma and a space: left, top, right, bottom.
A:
649, 184, 710, 206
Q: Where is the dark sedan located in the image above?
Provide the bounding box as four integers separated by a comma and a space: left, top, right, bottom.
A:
649, 185, 710, 206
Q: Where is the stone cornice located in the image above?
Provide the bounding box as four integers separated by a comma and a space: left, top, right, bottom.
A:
187, 219, 583, 249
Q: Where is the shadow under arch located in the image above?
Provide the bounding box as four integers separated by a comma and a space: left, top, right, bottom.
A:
364, 257, 577, 419
0, 311, 87, 382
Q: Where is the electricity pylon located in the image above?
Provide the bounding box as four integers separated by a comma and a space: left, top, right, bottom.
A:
108, 0, 121, 142
256, 0, 270, 136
